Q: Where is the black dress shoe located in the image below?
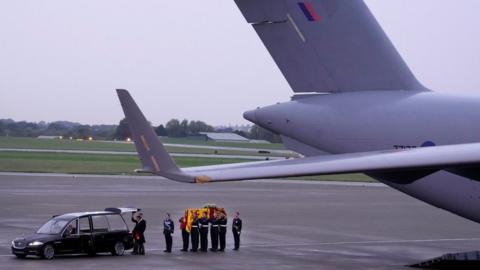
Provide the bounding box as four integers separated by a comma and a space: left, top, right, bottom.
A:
219, 249, 224, 252
233, 248, 239, 251
180, 249, 187, 252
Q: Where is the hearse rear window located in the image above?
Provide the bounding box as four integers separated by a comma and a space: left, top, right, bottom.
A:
79, 217, 90, 234
106, 215, 127, 231
92, 215, 109, 232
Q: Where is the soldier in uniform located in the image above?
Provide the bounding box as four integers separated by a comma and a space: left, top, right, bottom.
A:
232, 212, 242, 251
190, 212, 199, 252
209, 211, 219, 252
199, 212, 209, 252
163, 213, 174, 253
131, 212, 146, 255
179, 214, 189, 252
218, 212, 227, 252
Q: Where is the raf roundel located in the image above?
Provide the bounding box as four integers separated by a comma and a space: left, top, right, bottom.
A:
298, 2, 321, 22
421, 141, 436, 147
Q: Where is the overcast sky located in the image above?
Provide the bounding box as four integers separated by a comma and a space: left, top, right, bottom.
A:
1, 0, 480, 126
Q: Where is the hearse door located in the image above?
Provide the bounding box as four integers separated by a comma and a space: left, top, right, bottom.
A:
91, 215, 111, 252
57, 219, 81, 254
105, 214, 130, 243
78, 216, 94, 253
104, 207, 140, 232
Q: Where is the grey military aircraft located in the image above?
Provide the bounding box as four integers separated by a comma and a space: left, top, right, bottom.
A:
117, 0, 480, 224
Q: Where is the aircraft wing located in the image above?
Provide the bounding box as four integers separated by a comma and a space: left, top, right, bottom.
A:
182, 144, 480, 182
117, 89, 480, 183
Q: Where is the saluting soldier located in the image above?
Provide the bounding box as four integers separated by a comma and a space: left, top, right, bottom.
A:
190, 212, 200, 252
131, 212, 146, 255
199, 212, 209, 252
218, 212, 227, 252
209, 212, 219, 252
232, 212, 242, 251
179, 214, 189, 252
163, 213, 174, 253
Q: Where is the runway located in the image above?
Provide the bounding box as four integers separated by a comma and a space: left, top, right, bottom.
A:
0, 148, 282, 160
1, 173, 480, 269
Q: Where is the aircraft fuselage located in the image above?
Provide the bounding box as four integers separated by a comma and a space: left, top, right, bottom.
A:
245, 91, 480, 223
246, 91, 480, 154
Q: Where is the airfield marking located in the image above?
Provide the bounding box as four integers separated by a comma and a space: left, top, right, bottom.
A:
241, 237, 480, 248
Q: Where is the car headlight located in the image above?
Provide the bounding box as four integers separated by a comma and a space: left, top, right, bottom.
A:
11, 241, 15, 246
28, 241, 44, 246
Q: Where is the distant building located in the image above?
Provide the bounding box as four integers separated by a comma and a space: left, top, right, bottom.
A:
37, 135, 63, 139
248, 139, 270, 144
199, 132, 249, 142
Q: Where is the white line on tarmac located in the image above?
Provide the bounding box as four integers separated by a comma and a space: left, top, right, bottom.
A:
242, 237, 480, 248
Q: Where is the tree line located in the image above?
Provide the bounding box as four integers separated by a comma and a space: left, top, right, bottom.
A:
114, 118, 215, 140
0, 119, 116, 139
0, 118, 282, 143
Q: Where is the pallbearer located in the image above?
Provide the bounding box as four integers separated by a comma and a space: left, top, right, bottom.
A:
199, 212, 209, 252
232, 212, 242, 251
190, 212, 199, 252
209, 212, 219, 252
218, 212, 227, 252
179, 214, 189, 252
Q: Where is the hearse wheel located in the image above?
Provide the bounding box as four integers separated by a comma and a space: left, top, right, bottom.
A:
42, 244, 55, 260
112, 241, 125, 256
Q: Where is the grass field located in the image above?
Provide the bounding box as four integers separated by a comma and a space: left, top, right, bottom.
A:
0, 151, 252, 175
0, 137, 376, 182
160, 137, 286, 150
287, 174, 375, 182
0, 151, 375, 182
0, 137, 293, 157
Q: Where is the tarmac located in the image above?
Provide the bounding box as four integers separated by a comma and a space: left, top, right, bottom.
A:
1, 172, 480, 269
0, 148, 283, 160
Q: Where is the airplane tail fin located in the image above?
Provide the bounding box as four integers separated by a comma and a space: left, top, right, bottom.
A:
116, 89, 191, 182
234, 0, 426, 93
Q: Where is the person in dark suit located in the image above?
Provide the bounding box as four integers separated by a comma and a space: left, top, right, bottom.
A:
218, 212, 227, 252
209, 211, 219, 252
232, 212, 242, 251
163, 213, 174, 253
179, 214, 189, 252
199, 212, 209, 252
190, 212, 200, 252
131, 212, 146, 255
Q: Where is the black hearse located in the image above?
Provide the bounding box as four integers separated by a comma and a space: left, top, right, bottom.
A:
11, 208, 137, 259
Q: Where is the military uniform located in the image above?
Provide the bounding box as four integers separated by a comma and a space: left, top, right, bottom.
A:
163, 217, 174, 252
190, 217, 200, 252
218, 216, 227, 252
199, 216, 209, 252
209, 217, 219, 251
232, 217, 242, 250
179, 217, 189, 251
